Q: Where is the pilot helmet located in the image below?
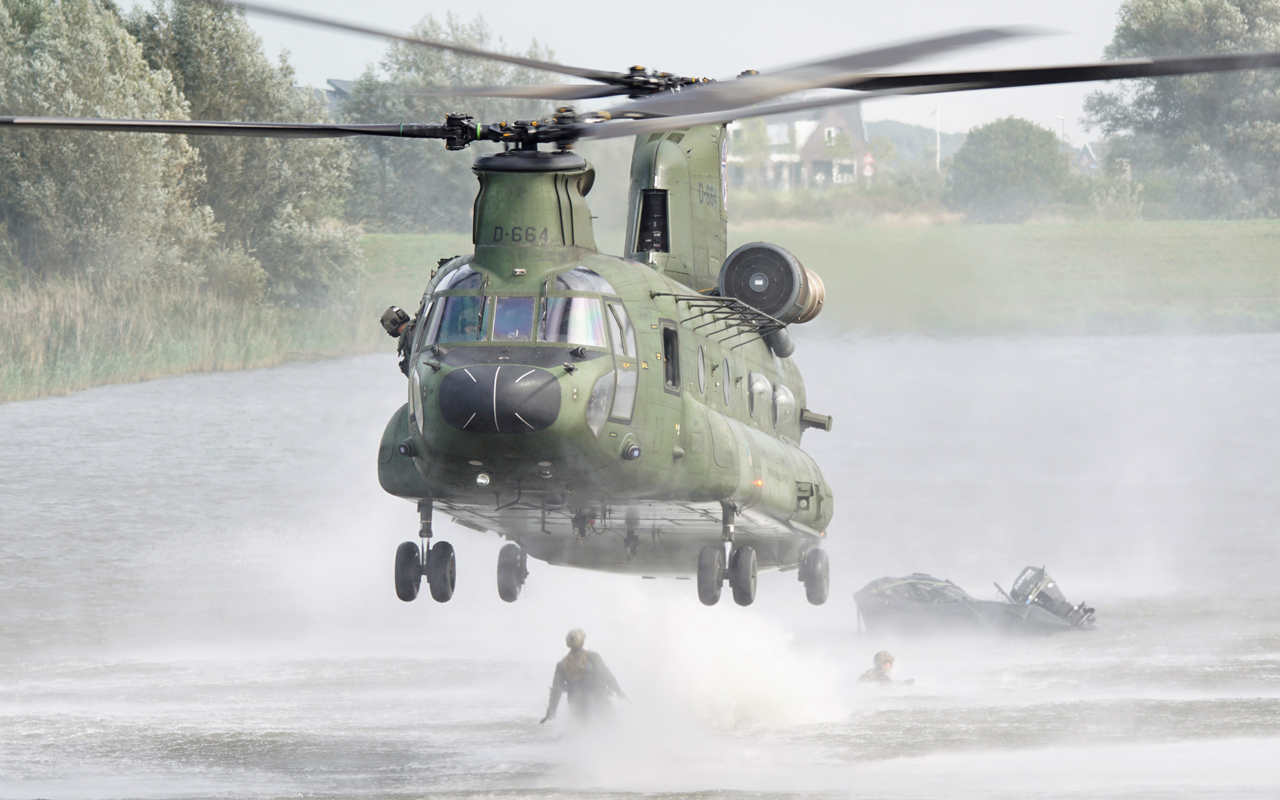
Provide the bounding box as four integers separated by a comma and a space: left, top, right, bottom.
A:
380, 305, 410, 337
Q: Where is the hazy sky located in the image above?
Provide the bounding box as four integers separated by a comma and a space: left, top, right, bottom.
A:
228, 0, 1132, 143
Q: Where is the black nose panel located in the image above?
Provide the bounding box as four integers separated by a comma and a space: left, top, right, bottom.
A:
438, 365, 561, 433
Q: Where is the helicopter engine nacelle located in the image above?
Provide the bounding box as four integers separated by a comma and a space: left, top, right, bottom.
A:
718, 242, 825, 326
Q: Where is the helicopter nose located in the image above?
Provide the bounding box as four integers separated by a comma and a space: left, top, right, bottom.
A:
437, 365, 561, 433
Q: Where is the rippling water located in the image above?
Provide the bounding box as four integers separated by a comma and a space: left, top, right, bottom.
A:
2, 332, 1278, 799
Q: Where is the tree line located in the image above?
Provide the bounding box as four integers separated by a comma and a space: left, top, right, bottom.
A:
1, 0, 1277, 298
0, 0, 547, 304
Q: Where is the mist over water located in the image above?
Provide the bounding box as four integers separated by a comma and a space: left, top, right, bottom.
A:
2, 331, 1279, 799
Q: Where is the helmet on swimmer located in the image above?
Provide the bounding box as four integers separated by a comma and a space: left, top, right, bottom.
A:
566, 629, 586, 650
874, 651, 894, 668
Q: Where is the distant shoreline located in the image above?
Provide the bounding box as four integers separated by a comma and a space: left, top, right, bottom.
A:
4, 222, 1277, 403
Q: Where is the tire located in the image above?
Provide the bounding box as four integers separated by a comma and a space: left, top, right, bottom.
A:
697, 544, 725, 606
802, 548, 829, 606
426, 541, 456, 603
729, 546, 757, 606
497, 543, 525, 603
394, 541, 421, 602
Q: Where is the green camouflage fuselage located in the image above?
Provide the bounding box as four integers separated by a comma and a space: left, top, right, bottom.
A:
378, 126, 832, 574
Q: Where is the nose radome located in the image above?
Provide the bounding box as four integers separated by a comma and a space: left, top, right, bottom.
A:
437, 365, 561, 433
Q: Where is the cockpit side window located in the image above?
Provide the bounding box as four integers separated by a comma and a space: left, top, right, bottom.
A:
606, 303, 637, 358
431, 295, 487, 343
412, 299, 435, 354
539, 297, 607, 348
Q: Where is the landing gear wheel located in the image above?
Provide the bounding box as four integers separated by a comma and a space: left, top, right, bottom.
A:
697, 544, 725, 606
394, 541, 422, 602
426, 541, 456, 603
729, 545, 757, 606
497, 543, 527, 603
802, 548, 829, 605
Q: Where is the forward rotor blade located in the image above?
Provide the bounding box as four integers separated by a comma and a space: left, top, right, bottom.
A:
839, 50, 1280, 92
404, 84, 630, 100
601, 26, 1036, 119
0, 116, 439, 138
202, 0, 624, 84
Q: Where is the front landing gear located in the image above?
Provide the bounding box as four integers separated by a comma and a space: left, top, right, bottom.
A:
394, 498, 455, 604
696, 543, 757, 606
497, 543, 528, 602
394, 541, 421, 601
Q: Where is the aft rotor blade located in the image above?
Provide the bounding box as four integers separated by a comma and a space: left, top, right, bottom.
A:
0, 116, 455, 138
601, 26, 1035, 119
840, 50, 1280, 92
579, 85, 957, 140
202, 0, 624, 84
404, 84, 630, 100
583, 49, 1280, 140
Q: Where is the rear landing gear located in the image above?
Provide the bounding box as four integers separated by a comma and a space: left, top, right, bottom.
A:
729, 546, 758, 606
394, 498, 455, 604
497, 543, 528, 602
801, 548, 829, 605
697, 544, 725, 606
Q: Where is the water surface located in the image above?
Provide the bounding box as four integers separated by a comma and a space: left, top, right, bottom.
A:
2, 332, 1278, 799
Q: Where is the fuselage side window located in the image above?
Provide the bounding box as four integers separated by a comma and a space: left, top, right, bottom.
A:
748, 371, 772, 418
721, 358, 732, 405
773, 383, 796, 427
539, 297, 607, 348
662, 327, 680, 390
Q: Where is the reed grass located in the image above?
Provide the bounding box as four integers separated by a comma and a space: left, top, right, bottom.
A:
0, 232, 470, 404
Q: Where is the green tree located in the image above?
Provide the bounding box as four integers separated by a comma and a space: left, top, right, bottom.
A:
946, 117, 1067, 222
341, 14, 553, 233
0, 0, 214, 278
127, 0, 359, 304
1085, 0, 1280, 217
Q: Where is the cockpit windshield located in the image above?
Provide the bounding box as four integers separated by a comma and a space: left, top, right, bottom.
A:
493, 296, 535, 341
539, 297, 606, 348
431, 295, 486, 343
437, 265, 484, 291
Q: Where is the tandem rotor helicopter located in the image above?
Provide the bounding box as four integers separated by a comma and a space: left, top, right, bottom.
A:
7, 1, 1280, 607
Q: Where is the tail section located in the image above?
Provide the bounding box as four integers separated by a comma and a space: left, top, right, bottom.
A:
623, 125, 728, 292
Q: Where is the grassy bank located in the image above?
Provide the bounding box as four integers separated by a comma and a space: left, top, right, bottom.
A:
731, 220, 1280, 334
0, 232, 469, 403
4, 222, 1278, 403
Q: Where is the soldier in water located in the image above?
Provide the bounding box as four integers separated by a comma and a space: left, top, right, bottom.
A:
380, 306, 415, 376
858, 650, 896, 684
541, 629, 625, 723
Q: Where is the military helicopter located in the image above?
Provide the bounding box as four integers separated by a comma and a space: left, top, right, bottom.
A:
6, 2, 1280, 608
